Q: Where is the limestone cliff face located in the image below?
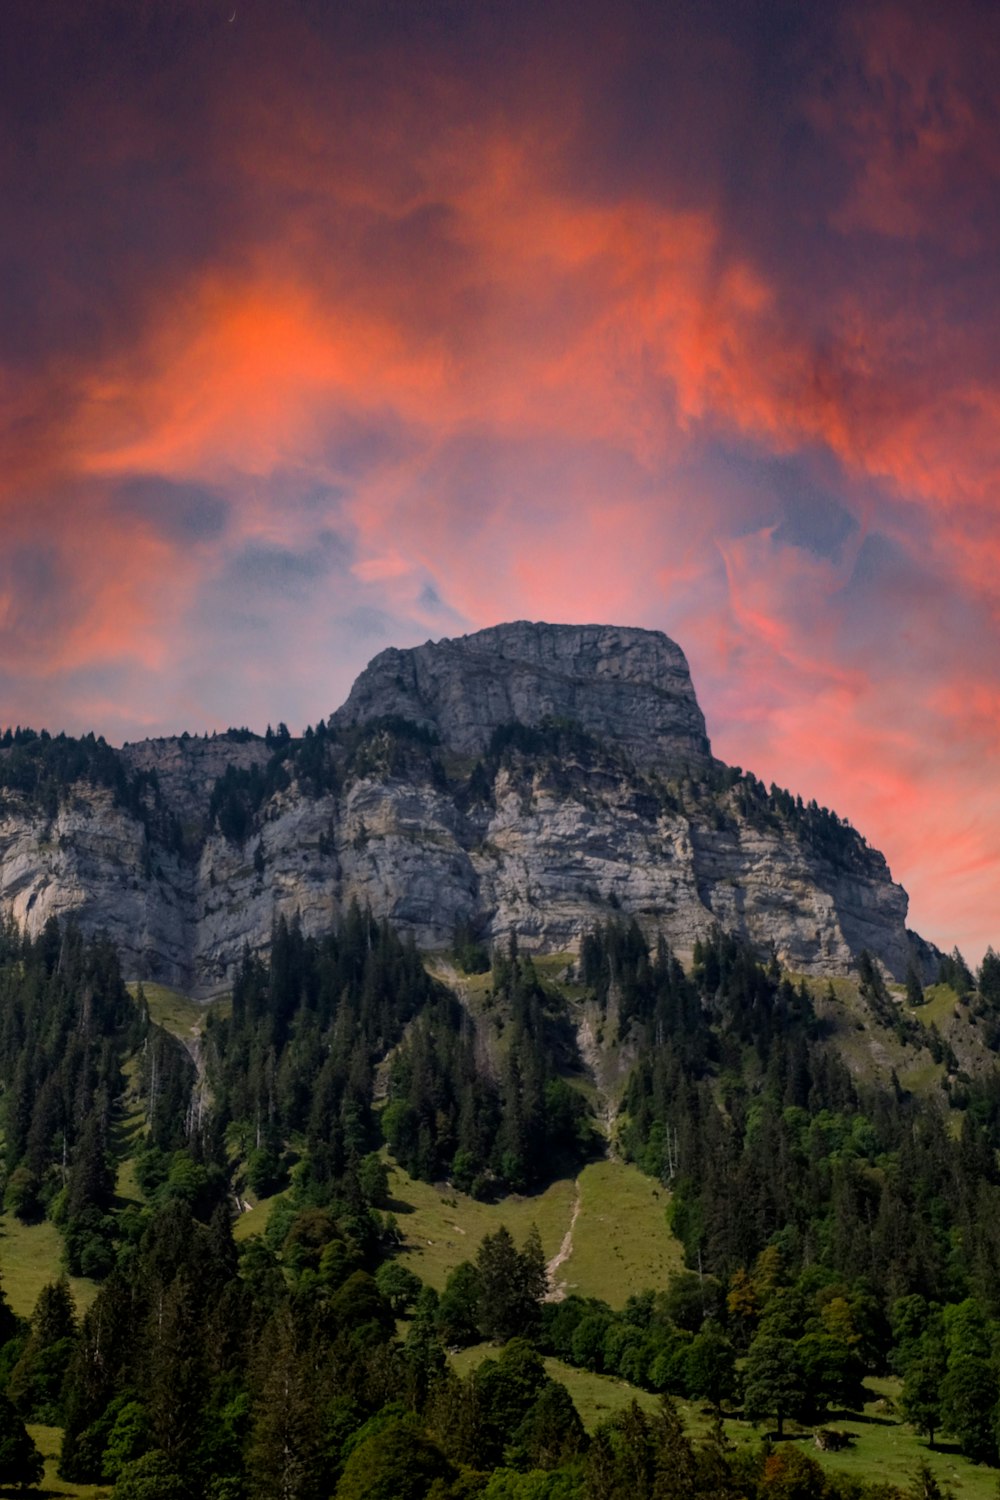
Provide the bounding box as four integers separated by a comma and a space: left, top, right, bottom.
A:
0, 623, 934, 990
332, 621, 712, 769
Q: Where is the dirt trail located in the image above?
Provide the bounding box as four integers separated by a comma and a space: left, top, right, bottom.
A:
544, 1178, 582, 1302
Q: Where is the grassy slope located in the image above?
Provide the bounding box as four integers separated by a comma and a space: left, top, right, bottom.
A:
428, 963, 1000, 1496
0, 1218, 97, 1321
21, 1426, 110, 1499
555, 1160, 684, 1306
806, 972, 1000, 1101
387, 1163, 577, 1290
449, 1347, 997, 1499
385, 1156, 684, 1309
126, 980, 230, 1037
233, 1187, 290, 1243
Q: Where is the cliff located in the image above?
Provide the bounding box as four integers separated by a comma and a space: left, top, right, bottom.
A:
0, 623, 935, 990
332, 621, 712, 768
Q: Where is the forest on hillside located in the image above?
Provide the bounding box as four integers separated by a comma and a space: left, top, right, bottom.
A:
1, 911, 1000, 1495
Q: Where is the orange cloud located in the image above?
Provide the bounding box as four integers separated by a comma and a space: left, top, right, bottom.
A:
3, 0, 1000, 960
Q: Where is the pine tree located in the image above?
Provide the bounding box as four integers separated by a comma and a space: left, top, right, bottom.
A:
475, 1225, 545, 1343
0, 1391, 43, 1488
245, 1307, 322, 1500
145, 1272, 206, 1477
7, 1276, 77, 1423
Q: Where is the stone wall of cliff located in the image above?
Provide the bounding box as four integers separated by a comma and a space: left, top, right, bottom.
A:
0, 623, 934, 991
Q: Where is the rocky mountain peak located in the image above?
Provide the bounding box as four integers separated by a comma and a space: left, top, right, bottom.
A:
0, 622, 937, 990
330, 620, 712, 768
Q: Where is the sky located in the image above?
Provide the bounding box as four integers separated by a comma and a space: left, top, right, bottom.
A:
2, 0, 999, 962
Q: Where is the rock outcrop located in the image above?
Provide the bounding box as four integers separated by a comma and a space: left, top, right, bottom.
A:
0, 622, 935, 990
333, 621, 712, 770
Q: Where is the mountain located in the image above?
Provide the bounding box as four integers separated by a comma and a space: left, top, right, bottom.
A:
0, 621, 935, 990
331, 620, 713, 768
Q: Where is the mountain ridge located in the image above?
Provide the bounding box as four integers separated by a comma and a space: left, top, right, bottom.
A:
0, 622, 936, 989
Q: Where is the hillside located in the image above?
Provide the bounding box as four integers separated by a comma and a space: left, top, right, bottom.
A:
1, 910, 1000, 1497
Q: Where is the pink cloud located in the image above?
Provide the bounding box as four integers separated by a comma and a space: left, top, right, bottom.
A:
2, 0, 999, 959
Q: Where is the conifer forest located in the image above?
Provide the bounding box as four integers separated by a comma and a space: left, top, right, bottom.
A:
0, 909, 999, 1498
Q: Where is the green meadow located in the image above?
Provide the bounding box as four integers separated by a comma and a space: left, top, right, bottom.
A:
0, 1218, 97, 1322
387, 1156, 684, 1307
447, 1347, 998, 1498
20, 1426, 110, 1499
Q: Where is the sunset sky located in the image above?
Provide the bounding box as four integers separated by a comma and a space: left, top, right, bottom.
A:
2, 0, 999, 962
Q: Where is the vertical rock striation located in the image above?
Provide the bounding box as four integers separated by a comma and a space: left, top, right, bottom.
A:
0, 623, 936, 989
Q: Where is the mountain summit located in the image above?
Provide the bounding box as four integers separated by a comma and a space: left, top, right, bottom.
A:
332, 621, 712, 770
0, 622, 934, 988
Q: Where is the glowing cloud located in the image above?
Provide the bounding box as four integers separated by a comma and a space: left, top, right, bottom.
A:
1, 0, 999, 959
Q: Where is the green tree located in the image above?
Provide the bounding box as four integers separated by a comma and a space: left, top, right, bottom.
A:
475, 1340, 550, 1467
145, 1272, 206, 1475
103, 1402, 151, 1481
246, 1307, 323, 1500
905, 966, 925, 1007
404, 1287, 446, 1408
0, 1391, 44, 1488
7, 1276, 77, 1423
742, 1335, 806, 1439
795, 1331, 864, 1419
940, 1354, 998, 1463
358, 1152, 390, 1207
0, 1272, 24, 1352
940, 1300, 998, 1463
512, 1380, 585, 1470
978, 948, 1000, 1006
900, 1346, 946, 1449
652, 1395, 699, 1500
585, 1400, 657, 1500
437, 1262, 483, 1347
375, 1261, 423, 1317
110, 1450, 188, 1499
684, 1327, 737, 1415
4, 1166, 43, 1224
336, 1415, 454, 1500
476, 1226, 546, 1344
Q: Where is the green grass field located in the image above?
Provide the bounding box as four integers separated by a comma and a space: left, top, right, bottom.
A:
0, 1218, 97, 1321
233, 1186, 292, 1243
125, 980, 229, 1042
19, 1426, 110, 1499
910, 983, 964, 1026
447, 1349, 997, 1497
112, 1056, 148, 1208
759, 1377, 999, 1500
387, 1156, 684, 1307
557, 1161, 684, 1306
388, 1164, 578, 1288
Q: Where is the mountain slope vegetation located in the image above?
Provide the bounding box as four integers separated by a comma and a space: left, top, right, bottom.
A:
0, 910, 999, 1496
